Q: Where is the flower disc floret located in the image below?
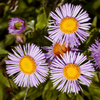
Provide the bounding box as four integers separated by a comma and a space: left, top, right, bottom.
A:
53, 41, 70, 58
19, 55, 36, 75
63, 64, 80, 80
60, 17, 78, 34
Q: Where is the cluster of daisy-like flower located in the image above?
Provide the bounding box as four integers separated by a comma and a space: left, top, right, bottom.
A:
6, 3, 99, 95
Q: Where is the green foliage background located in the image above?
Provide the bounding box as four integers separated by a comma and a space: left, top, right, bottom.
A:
0, 0, 100, 100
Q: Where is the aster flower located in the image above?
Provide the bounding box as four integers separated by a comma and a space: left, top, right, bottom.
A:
8, 18, 25, 34
50, 51, 94, 94
89, 40, 100, 68
6, 43, 48, 87
43, 37, 78, 63
48, 3, 91, 47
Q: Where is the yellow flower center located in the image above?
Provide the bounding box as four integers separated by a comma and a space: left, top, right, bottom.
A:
19, 55, 37, 75
63, 64, 80, 80
53, 42, 70, 58
60, 17, 78, 34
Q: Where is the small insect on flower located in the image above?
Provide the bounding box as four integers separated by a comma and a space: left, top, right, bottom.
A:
6, 43, 48, 87
89, 40, 100, 68
8, 18, 26, 34
48, 3, 91, 47
50, 51, 94, 94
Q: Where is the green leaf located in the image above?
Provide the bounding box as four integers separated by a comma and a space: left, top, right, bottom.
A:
78, 28, 98, 53
29, 88, 43, 100
27, 20, 35, 31
0, 69, 10, 87
0, 48, 9, 55
12, 90, 26, 100
42, 81, 58, 100
76, 94, 84, 100
0, 34, 15, 49
92, 72, 99, 82
82, 85, 90, 96
92, 0, 100, 10
27, 83, 45, 100
58, 93, 68, 100
89, 87, 100, 98
47, 90, 58, 100
68, 93, 74, 98
0, 21, 8, 29
90, 81, 100, 90
42, 81, 50, 99
0, 3, 5, 6
92, 16, 97, 27
85, 28, 98, 48
92, 96, 100, 100
27, 20, 35, 27
27, 0, 33, 3
3, 5, 9, 17
35, 10, 47, 30
0, 83, 3, 100
10, 79, 18, 90
83, 89, 91, 100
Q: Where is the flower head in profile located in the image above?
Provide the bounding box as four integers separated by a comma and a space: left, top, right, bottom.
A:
43, 37, 78, 63
50, 51, 94, 94
48, 3, 91, 47
6, 43, 48, 87
8, 18, 25, 34
89, 40, 100, 68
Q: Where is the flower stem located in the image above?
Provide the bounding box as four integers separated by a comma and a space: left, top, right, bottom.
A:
0, 65, 17, 100
23, 87, 29, 100
27, 24, 34, 31
23, 77, 29, 100
25, 30, 32, 35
